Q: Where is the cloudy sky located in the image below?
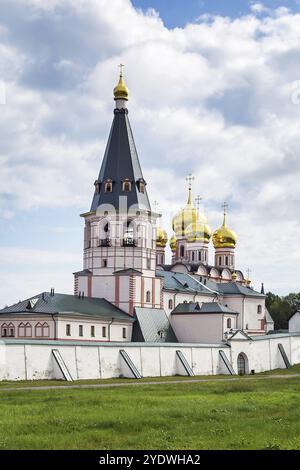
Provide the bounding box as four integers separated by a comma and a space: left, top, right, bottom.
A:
0, 0, 300, 306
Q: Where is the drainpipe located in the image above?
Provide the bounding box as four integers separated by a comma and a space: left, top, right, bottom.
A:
242, 295, 246, 330
51, 314, 57, 340
108, 317, 114, 342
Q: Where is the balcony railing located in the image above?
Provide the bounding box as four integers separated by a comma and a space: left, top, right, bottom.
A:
122, 238, 137, 247
99, 238, 111, 247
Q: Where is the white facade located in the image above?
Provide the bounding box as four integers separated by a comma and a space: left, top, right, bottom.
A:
0, 315, 133, 343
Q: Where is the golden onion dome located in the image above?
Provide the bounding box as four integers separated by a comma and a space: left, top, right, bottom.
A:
172, 188, 198, 237
113, 73, 128, 101
156, 228, 168, 248
212, 212, 237, 249
169, 234, 177, 252
186, 217, 212, 244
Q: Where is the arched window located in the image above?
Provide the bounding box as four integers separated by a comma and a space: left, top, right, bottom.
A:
1, 323, 8, 337
8, 323, 15, 337
257, 305, 262, 314
225, 256, 229, 266
42, 322, 50, 337
94, 180, 100, 194
18, 322, 25, 337
122, 179, 131, 192
104, 179, 112, 192
180, 245, 184, 258
146, 291, 151, 303
138, 180, 145, 193
198, 251, 201, 261
227, 318, 231, 329
192, 251, 195, 261
25, 322, 32, 337
219, 256, 222, 266
168, 299, 173, 310
35, 322, 43, 337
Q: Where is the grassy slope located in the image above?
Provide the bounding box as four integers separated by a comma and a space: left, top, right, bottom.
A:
0, 375, 300, 449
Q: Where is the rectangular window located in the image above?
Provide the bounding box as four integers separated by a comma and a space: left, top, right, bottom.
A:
91, 325, 95, 337
122, 328, 126, 339
66, 324, 71, 336
102, 326, 107, 338
102, 259, 107, 268
79, 325, 83, 337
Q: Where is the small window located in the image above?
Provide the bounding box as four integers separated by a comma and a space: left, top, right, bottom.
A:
79, 325, 83, 337
9, 328, 14, 337
147, 258, 151, 269
122, 179, 131, 192
257, 305, 262, 314
168, 299, 173, 310
2, 328, 7, 337
122, 328, 126, 339
180, 245, 184, 258
102, 326, 107, 338
146, 291, 151, 303
225, 256, 229, 266
105, 180, 112, 192
227, 318, 231, 329
192, 252, 195, 261
198, 251, 201, 261
66, 324, 71, 336
102, 259, 107, 268
91, 325, 95, 337
139, 182, 145, 193
94, 180, 100, 194
219, 256, 222, 266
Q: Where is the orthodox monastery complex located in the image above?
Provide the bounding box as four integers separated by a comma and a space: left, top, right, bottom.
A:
0, 71, 300, 381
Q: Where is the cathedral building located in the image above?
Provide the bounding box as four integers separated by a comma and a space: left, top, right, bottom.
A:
0, 71, 274, 344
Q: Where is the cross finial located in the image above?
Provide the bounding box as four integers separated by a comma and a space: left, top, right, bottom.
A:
222, 201, 228, 215
195, 195, 202, 212
153, 200, 159, 213
118, 63, 124, 77
186, 173, 195, 189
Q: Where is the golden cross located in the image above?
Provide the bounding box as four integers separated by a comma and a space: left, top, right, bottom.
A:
118, 63, 124, 77
195, 195, 202, 212
186, 173, 195, 189
222, 201, 228, 215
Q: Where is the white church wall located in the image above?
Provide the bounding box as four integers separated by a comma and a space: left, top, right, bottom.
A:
170, 314, 223, 344
1, 335, 300, 381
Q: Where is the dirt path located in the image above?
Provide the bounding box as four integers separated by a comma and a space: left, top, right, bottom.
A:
0, 373, 300, 392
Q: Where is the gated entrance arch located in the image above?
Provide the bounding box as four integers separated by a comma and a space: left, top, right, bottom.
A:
237, 353, 249, 375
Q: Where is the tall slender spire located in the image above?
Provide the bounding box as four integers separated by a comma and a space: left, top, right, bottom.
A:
90, 69, 150, 213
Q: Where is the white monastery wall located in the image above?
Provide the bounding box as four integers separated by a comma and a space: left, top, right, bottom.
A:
1, 334, 300, 381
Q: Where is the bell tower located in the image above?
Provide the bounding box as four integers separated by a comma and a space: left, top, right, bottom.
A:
74, 68, 163, 314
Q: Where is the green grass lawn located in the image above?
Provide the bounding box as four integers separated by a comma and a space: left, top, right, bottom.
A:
0, 373, 300, 449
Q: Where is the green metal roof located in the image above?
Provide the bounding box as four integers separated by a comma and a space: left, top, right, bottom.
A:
132, 307, 178, 343
0, 292, 134, 322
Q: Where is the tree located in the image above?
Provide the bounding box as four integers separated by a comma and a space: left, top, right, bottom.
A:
265, 291, 300, 330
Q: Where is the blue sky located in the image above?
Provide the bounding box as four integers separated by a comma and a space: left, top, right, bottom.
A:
133, 0, 300, 27
0, 0, 300, 305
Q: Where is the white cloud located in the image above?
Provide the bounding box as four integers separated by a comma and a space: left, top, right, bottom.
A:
0, 0, 299, 297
